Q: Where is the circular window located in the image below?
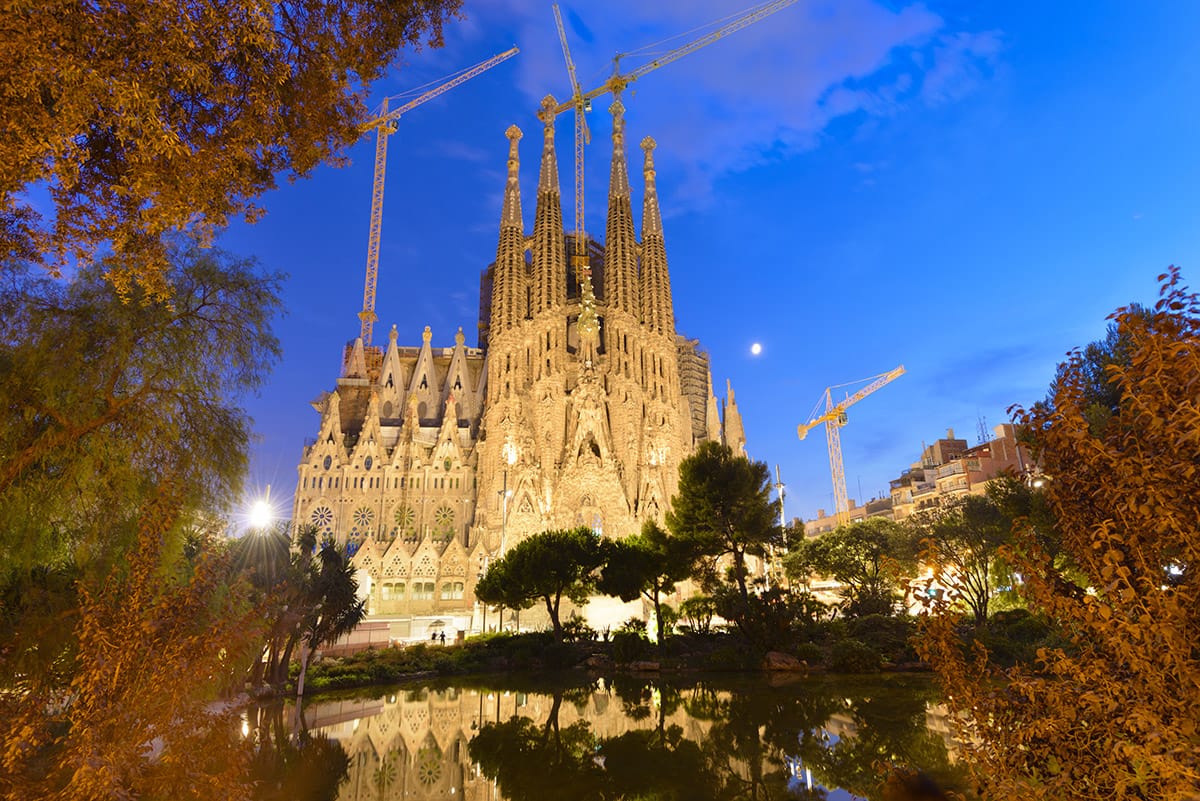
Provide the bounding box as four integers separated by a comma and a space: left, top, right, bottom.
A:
434, 504, 455, 532
364, 456, 373, 471
352, 507, 375, 528
394, 505, 414, 530
310, 506, 333, 528
323, 455, 332, 470
417, 746, 442, 786
443, 459, 451, 471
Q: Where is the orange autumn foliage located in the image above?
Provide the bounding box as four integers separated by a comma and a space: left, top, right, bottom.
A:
0, 486, 264, 800
0, 0, 460, 297
917, 268, 1200, 800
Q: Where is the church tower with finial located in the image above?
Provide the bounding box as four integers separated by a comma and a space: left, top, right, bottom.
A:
291, 102, 746, 630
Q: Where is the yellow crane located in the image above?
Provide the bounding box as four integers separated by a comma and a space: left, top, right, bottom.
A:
798, 365, 906, 522
357, 46, 520, 346
551, 0, 800, 280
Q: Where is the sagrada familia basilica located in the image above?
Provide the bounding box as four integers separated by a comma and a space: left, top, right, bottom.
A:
291, 97, 746, 632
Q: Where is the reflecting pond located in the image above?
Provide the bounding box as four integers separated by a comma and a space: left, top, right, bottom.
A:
247, 673, 967, 801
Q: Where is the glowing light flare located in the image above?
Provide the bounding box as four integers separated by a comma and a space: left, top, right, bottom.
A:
248, 499, 273, 529
750, 342, 763, 356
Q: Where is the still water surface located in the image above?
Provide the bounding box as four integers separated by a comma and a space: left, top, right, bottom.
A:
249, 673, 966, 801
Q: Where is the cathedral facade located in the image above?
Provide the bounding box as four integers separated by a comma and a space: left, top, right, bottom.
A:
291, 97, 746, 625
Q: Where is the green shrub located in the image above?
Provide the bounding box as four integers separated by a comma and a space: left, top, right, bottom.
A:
845, 614, 916, 662
830, 639, 882, 673
706, 644, 757, 671
794, 642, 824, 667
972, 611, 1059, 668
561, 614, 597, 643
679, 595, 716, 634
611, 630, 650, 664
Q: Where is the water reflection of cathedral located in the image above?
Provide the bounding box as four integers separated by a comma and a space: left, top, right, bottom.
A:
302, 684, 714, 801
296, 682, 964, 801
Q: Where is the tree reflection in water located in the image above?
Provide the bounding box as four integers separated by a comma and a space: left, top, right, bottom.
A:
466, 674, 964, 801
245, 674, 963, 800
248, 702, 350, 801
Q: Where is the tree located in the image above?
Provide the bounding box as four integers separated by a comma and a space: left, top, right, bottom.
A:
0, 486, 265, 800
790, 518, 917, 617
1044, 304, 1152, 436
0, 0, 462, 297
908, 493, 1012, 624
666, 441, 781, 606
597, 521, 696, 643
917, 268, 1200, 800
475, 528, 606, 642
238, 525, 366, 694
0, 242, 282, 570
293, 530, 367, 698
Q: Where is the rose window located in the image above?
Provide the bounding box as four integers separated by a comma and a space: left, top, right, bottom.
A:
310, 506, 333, 529
434, 504, 455, 532
416, 747, 442, 786
394, 505, 414, 530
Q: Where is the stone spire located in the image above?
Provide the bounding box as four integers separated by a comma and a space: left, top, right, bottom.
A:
490, 125, 526, 336
639, 137, 674, 336
705, 370, 723, 443
723, 379, 746, 456
603, 98, 639, 317
532, 96, 567, 315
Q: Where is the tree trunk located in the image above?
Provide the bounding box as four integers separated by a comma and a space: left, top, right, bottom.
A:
275, 630, 300, 687
733, 546, 749, 603
295, 638, 311, 698
546, 592, 563, 641
648, 588, 665, 644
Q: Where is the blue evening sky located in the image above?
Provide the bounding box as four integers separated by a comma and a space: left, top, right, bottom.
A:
222, 1, 1200, 524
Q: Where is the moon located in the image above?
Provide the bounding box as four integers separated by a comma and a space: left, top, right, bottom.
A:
750, 342, 763, 356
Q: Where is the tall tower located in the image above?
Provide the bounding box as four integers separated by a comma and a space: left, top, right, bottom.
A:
293, 110, 738, 628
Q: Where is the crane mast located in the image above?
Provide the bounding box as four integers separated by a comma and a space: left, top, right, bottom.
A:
550, 0, 799, 284
357, 46, 519, 345
798, 365, 905, 522
552, 6, 591, 283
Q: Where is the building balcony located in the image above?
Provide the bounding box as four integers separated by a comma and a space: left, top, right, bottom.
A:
937, 462, 965, 478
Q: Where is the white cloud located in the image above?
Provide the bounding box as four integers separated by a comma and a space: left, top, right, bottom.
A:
445, 1, 1001, 212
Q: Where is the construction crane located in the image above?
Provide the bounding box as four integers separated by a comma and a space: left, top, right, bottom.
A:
357, 46, 519, 346
551, 0, 799, 281
798, 365, 906, 522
